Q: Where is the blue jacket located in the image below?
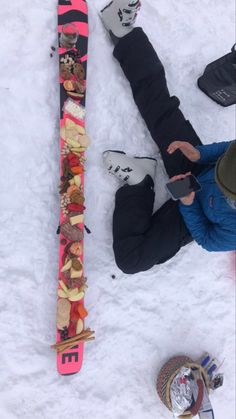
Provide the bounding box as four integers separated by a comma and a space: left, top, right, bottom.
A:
179, 141, 236, 252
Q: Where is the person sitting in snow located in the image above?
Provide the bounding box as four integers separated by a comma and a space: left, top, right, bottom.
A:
100, 0, 236, 274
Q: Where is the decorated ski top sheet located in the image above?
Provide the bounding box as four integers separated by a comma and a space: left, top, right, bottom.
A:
51, 0, 94, 376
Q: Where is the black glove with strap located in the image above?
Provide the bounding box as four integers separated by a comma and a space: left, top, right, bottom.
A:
198, 44, 236, 107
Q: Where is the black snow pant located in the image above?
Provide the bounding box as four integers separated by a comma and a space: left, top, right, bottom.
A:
112, 28, 204, 274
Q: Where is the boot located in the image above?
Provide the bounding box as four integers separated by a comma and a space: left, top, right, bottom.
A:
100, 0, 141, 40
103, 150, 156, 185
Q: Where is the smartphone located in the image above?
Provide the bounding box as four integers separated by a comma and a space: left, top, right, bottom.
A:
166, 174, 201, 200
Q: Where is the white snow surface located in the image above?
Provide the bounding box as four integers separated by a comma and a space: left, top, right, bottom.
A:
0, 1, 235, 418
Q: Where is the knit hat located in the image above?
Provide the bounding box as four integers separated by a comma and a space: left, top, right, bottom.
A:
215, 141, 236, 200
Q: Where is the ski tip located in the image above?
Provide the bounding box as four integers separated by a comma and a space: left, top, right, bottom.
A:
57, 343, 84, 375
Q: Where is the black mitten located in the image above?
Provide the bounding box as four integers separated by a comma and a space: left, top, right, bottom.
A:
198, 44, 236, 107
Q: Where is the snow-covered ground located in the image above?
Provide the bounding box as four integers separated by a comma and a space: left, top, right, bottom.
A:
0, 0, 235, 418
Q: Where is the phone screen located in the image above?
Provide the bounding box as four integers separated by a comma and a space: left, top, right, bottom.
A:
166, 175, 201, 200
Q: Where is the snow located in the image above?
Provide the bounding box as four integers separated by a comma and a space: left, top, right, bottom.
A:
0, 0, 235, 418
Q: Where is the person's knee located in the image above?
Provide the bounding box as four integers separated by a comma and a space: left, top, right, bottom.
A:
113, 238, 155, 274
114, 251, 147, 274
117, 259, 140, 274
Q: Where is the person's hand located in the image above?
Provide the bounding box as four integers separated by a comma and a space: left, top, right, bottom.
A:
169, 172, 195, 205
167, 141, 201, 162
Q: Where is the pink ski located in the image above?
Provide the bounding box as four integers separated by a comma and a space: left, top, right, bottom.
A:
52, 0, 93, 376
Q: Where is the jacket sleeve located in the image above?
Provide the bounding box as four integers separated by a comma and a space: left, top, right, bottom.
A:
196, 141, 232, 164
179, 199, 233, 251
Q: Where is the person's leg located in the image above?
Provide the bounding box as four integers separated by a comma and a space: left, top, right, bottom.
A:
113, 28, 203, 178
110, 30, 196, 273
113, 178, 191, 274
101, 5, 194, 273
